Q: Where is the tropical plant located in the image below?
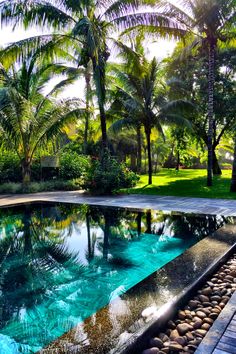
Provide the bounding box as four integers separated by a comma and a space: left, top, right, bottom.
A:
109, 42, 191, 184
133, 0, 236, 185
0, 0, 160, 149
167, 46, 236, 175
0, 54, 84, 184
230, 133, 236, 192
84, 149, 139, 194
59, 151, 90, 180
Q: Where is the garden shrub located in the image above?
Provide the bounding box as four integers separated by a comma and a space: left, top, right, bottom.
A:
0, 179, 83, 194
84, 150, 139, 195
59, 152, 90, 180
0, 152, 21, 183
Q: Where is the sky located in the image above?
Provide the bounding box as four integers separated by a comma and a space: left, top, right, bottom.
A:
0, 24, 176, 100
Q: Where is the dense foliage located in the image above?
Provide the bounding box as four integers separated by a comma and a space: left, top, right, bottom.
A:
0, 0, 235, 195
59, 152, 90, 180
84, 151, 139, 195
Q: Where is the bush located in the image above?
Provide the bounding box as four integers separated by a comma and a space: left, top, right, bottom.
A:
59, 152, 90, 180
84, 151, 139, 195
0, 179, 83, 194
0, 152, 21, 183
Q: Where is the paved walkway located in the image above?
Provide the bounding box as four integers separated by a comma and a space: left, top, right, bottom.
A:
196, 292, 236, 354
1, 192, 236, 216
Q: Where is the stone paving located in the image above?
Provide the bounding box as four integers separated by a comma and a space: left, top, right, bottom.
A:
1, 191, 236, 216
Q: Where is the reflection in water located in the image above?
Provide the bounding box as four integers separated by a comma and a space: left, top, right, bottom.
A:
0, 204, 230, 353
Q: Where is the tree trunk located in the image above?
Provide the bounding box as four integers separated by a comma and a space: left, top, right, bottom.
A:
137, 125, 142, 173
137, 212, 142, 236
145, 211, 152, 234
230, 135, 236, 192
99, 103, 107, 149
103, 215, 110, 260
130, 154, 136, 170
145, 128, 152, 185
92, 58, 107, 149
207, 39, 216, 186
212, 150, 222, 175
176, 150, 180, 171
84, 66, 92, 155
144, 147, 147, 174
86, 213, 92, 259
23, 207, 32, 254
22, 159, 31, 185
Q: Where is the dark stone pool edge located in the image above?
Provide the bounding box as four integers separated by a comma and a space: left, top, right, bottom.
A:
40, 224, 236, 354
116, 232, 236, 354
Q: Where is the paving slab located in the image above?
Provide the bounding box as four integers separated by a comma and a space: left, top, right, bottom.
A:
1, 191, 236, 216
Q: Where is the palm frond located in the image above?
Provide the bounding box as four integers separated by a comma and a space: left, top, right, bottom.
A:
113, 12, 187, 39
109, 117, 136, 134
0, 0, 75, 29
103, 0, 157, 21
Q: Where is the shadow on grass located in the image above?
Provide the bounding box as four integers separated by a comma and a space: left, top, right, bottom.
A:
154, 169, 207, 179
129, 175, 236, 199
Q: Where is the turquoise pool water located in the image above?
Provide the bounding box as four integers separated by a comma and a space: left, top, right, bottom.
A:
0, 203, 226, 353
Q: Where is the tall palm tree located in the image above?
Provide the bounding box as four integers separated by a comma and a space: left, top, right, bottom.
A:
230, 134, 236, 192
0, 54, 84, 184
109, 43, 191, 184
0, 0, 161, 149
131, 0, 235, 185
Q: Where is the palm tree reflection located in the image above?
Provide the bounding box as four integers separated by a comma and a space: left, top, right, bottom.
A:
0, 204, 230, 352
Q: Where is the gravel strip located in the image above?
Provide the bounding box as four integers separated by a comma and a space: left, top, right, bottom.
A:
141, 253, 236, 354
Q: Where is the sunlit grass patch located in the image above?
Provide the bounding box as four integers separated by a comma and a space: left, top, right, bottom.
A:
122, 169, 235, 199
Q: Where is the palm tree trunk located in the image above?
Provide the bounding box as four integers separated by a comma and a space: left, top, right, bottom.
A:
92, 58, 107, 149
84, 66, 92, 154
22, 159, 31, 184
230, 135, 236, 192
145, 128, 152, 185
176, 150, 180, 171
212, 150, 222, 175
103, 216, 110, 260
86, 213, 92, 259
145, 211, 152, 234
207, 40, 216, 186
137, 125, 142, 173
23, 207, 32, 254
144, 147, 147, 173
137, 212, 142, 236
98, 102, 107, 149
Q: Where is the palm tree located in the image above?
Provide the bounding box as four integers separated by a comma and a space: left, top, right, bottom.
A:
230, 134, 236, 192
132, 0, 236, 185
109, 43, 191, 184
0, 54, 84, 184
0, 0, 161, 149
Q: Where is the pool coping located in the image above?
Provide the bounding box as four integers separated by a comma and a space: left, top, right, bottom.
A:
1, 192, 236, 216
1, 199, 231, 219
117, 239, 236, 354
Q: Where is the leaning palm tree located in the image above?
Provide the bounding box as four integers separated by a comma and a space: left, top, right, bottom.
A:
0, 0, 162, 149
125, 0, 235, 185
0, 55, 85, 184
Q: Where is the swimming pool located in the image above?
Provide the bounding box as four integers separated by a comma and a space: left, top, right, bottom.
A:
0, 203, 227, 353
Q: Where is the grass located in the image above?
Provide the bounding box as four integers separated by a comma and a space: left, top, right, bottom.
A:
123, 169, 236, 199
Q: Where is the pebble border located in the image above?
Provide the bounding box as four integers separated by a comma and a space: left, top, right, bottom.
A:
141, 253, 236, 354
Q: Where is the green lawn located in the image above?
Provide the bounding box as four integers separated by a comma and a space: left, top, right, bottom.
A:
123, 169, 236, 199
